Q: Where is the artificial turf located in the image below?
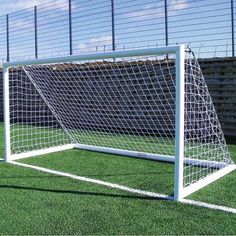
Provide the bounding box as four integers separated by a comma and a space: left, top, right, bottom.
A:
0, 123, 236, 235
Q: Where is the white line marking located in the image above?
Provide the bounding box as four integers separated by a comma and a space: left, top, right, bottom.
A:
181, 199, 236, 214
10, 161, 172, 200
10, 161, 236, 214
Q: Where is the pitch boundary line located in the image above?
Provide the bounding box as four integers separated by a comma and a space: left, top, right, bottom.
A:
10, 160, 236, 214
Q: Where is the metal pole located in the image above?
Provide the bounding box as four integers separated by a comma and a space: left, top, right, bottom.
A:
4, 46, 182, 67
69, 0, 73, 55
34, 6, 38, 59
111, 0, 115, 51
164, 0, 168, 47
174, 44, 185, 201
6, 14, 9, 62
231, 0, 235, 57
3, 66, 11, 162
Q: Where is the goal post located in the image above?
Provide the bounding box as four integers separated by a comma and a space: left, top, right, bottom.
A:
3, 66, 11, 163
3, 45, 235, 201
174, 44, 185, 200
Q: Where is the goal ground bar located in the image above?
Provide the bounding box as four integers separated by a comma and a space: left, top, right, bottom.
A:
7, 143, 233, 170
9, 144, 75, 161
75, 143, 231, 169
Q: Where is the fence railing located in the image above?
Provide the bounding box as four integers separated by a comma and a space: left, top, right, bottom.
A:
0, 0, 236, 62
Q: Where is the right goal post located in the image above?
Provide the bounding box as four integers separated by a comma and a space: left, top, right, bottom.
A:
3, 45, 236, 201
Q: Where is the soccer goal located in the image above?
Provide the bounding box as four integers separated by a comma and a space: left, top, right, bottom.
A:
3, 45, 235, 200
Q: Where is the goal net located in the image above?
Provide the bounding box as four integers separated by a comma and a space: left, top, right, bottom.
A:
3, 45, 235, 200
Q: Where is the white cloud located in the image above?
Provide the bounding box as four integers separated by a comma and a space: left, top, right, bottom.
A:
76, 35, 112, 53
0, 0, 73, 16
18, 0, 50, 9
0, 0, 46, 15
90, 36, 112, 45
9, 18, 34, 30
0, 0, 79, 31
125, 0, 189, 20
126, 4, 165, 20
169, 0, 189, 11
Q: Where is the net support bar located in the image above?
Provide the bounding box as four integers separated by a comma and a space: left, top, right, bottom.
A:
74, 144, 229, 169
75, 143, 176, 162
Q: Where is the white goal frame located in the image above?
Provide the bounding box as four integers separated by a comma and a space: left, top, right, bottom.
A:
3, 45, 236, 201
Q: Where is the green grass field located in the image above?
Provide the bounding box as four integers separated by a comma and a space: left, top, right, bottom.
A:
0, 122, 236, 235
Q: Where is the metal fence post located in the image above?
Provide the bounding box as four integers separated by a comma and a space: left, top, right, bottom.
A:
69, 0, 73, 55
111, 0, 115, 51
231, 0, 235, 57
164, 0, 168, 47
6, 14, 9, 62
34, 6, 38, 59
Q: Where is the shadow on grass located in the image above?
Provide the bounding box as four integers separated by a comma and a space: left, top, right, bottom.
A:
0, 175, 64, 179
0, 184, 173, 201
0, 171, 174, 179
83, 171, 174, 178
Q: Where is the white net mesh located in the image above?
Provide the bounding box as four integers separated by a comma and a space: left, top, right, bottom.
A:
8, 51, 234, 189
9, 68, 70, 154
183, 52, 233, 187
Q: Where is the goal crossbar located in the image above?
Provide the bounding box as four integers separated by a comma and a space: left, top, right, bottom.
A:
2, 45, 181, 68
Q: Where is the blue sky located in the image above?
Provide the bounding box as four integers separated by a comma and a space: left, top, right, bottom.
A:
0, 0, 234, 61
0, 0, 50, 15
